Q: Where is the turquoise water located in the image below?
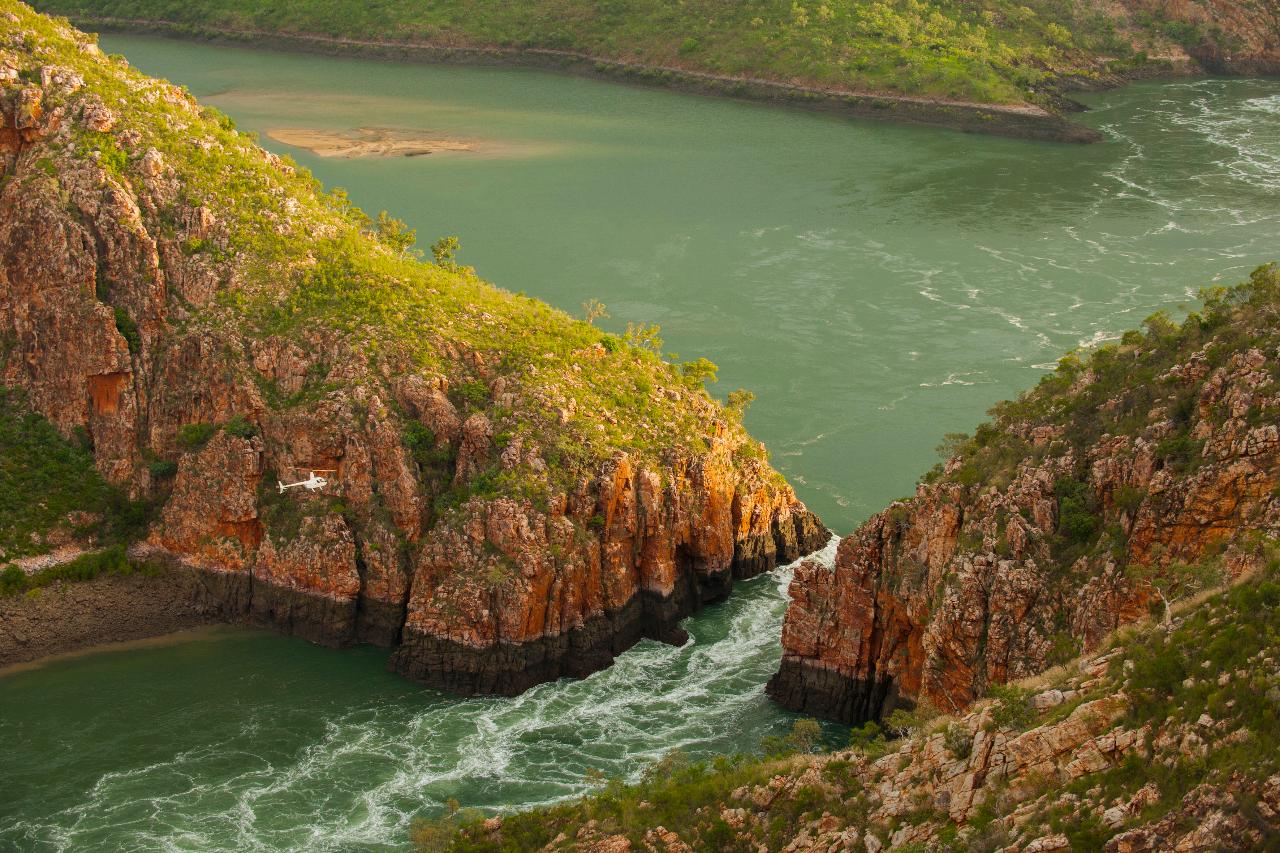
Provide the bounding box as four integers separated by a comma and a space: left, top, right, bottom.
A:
1, 35, 1278, 852
88, 39, 1280, 531
1, 544, 837, 852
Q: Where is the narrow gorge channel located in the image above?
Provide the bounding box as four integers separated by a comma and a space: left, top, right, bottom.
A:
2, 34, 1279, 852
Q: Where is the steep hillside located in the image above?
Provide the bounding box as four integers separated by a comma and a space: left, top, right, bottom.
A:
427, 556, 1280, 851
0, 3, 827, 687
771, 266, 1280, 724
27, 0, 1280, 139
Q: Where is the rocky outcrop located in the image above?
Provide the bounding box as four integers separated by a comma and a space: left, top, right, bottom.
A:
390, 454, 826, 694
1114, 0, 1280, 76
693, 665, 1280, 853
476, 570, 1280, 851
772, 274, 1280, 724
0, 6, 826, 687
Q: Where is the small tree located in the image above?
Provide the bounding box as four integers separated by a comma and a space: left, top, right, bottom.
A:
409, 798, 483, 852
848, 720, 886, 756
376, 210, 417, 253
884, 707, 922, 739
623, 322, 664, 356
582, 298, 609, 326
726, 388, 756, 419
786, 718, 823, 754
935, 431, 971, 461
431, 235, 461, 271
1128, 559, 1225, 626
641, 748, 689, 783
680, 357, 719, 389
329, 187, 371, 229
883, 697, 940, 738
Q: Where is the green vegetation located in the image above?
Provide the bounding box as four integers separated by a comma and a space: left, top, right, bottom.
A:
176, 416, 255, 448
223, 414, 257, 439
679, 357, 718, 389
981, 265, 1280, 456
985, 683, 1036, 730
176, 421, 217, 449
0, 388, 148, 561
34, 0, 1161, 106
0, 543, 163, 597
112, 306, 140, 354
4, 0, 769, 527
1024, 562, 1280, 848
411, 718, 858, 852
411, 559, 1280, 851
916, 263, 1280, 590
1127, 557, 1225, 625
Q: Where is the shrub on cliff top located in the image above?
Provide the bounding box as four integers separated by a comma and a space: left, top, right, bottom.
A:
177, 422, 217, 450
0, 544, 161, 597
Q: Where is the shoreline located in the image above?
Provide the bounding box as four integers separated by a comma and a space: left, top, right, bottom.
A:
71, 16, 1108, 143
0, 622, 243, 678
0, 564, 234, 670
0, 516, 830, 688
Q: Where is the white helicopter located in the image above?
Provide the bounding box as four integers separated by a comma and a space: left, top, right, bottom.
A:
277, 468, 337, 494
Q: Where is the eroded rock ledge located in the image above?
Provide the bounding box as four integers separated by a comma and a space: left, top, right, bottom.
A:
142, 432, 827, 694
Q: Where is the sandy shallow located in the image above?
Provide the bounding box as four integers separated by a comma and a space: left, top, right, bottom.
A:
266, 126, 475, 157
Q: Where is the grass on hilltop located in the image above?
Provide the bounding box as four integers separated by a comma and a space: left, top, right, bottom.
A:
32, 0, 1161, 105
4, 1, 768, 522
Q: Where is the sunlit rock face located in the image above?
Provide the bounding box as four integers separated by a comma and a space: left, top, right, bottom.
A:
772, 281, 1280, 723
0, 6, 826, 692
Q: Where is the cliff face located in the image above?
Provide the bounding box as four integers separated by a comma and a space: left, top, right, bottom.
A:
771, 268, 1280, 723
1112, 0, 1280, 75
0, 4, 826, 690
449, 563, 1280, 852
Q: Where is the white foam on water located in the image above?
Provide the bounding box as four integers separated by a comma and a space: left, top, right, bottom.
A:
919, 371, 988, 388
9, 65, 1280, 853
158, 535, 840, 853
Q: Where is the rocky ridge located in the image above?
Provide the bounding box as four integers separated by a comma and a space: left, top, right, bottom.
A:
452, 561, 1280, 851
771, 266, 1280, 724
1106, 0, 1280, 77
0, 3, 827, 691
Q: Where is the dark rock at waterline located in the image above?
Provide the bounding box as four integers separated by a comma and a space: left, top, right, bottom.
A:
766, 659, 907, 725
0, 565, 223, 668
391, 518, 831, 695
0, 512, 830, 692
0, 9, 829, 697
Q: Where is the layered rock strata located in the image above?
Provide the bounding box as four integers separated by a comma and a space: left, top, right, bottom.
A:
0, 5, 826, 690
772, 272, 1280, 722
480, 569, 1280, 851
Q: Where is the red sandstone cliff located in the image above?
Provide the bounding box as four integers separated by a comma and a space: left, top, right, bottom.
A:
771, 272, 1280, 722
0, 7, 826, 691
1110, 0, 1280, 75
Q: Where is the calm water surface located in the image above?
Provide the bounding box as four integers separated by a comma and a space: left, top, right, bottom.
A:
2, 35, 1278, 851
